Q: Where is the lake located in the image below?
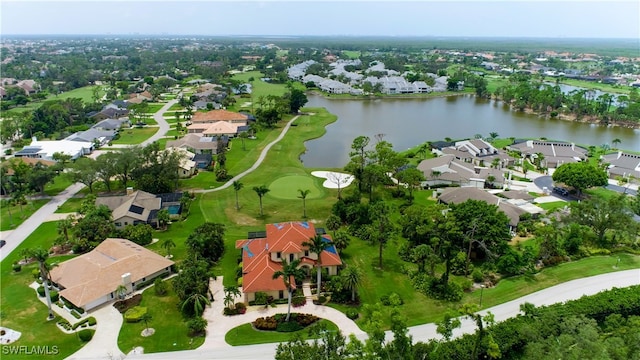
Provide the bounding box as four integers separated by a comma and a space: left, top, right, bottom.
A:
301, 94, 640, 168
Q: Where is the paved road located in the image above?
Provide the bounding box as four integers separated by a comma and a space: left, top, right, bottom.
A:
124, 269, 640, 360
193, 114, 301, 194
0, 183, 85, 262
141, 99, 176, 146
535, 175, 638, 198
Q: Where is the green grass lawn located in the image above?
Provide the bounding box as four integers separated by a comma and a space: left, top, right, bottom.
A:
44, 174, 74, 196
168, 104, 184, 111
146, 103, 165, 113
232, 71, 304, 99
179, 171, 218, 190
111, 127, 158, 145
117, 285, 205, 354
557, 78, 632, 95
55, 197, 85, 213
0, 199, 49, 231
536, 201, 567, 212
0, 222, 87, 360
4, 86, 101, 114
268, 175, 324, 200
225, 319, 338, 346
342, 50, 361, 59
584, 187, 622, 200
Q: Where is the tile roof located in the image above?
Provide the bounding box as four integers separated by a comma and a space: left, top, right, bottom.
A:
50, 238, 173, 309
237, 222, 342, 293
438, 187, 526, 227
191, 110, 249, 123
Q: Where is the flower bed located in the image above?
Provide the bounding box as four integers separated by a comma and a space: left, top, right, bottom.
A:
252, 313, 319, 332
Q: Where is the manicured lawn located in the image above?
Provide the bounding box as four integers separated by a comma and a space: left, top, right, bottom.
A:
44, 174, 74, 196
117, 285, 204, 354
342, 50, 361, 59
3, 86, 101, 114
111, 127, 158, 144
55, 197, 85, 213
0, 222, 86, 360
0, 199, 49, 231
232, 71, 303, 99
584, 187, 622, 200
268, 175, 324, 200
179, 172, 217, 190
536, 201, 567, 212
225, 319, 338, 346
558, 78, 631, 95
490, 138, 514, 149
146, 103, 165, 114
168, 104, 184, 111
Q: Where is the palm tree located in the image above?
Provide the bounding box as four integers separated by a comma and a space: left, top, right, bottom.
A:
252, 185, 270, 216
57, 215, 74, 246
181, 292, 210, 317
161, 238, 175, 258
116, 284, 128, 300
233, 181, 244, 210
297, 189, 311, 218
238, 131, 249, 151
272, 259, 305, 322
612, 138, 621, 149
325, 214, 341, 237
489, 132, 499, 141
341, 266, 362, 302
140, 312, 152, 334
30, 247, 55, 320
302, 235, 332, 296
223, 286, 241, 309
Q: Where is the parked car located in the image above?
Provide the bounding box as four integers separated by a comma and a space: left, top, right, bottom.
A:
553, 186, 570, 197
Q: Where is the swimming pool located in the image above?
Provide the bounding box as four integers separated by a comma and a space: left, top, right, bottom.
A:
167, 204, 181, 215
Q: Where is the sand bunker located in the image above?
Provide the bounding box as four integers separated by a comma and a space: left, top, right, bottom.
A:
311, 171, 355, 189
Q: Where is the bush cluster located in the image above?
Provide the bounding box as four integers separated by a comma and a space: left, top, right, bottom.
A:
380, 292, 404, 306
346, 309, 359, 320
124, 306, 147, 323
57, 319, 72, 331
224, 302, 247, 316
113, 294, 142, 313
78, 329, 93, 342
292, 296, 306, 307
253, 313, 320, 332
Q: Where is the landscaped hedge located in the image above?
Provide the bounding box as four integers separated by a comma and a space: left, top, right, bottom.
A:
113, 294, 142, 313
72, 317, 97, 330
124, 306, 148, 323
57, 319, 72, 331
292, 296, 306, 307
61, 297, 85, 314
253, 313, 320, 332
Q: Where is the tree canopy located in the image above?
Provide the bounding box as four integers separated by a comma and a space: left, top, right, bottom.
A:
552, 162, 608, 195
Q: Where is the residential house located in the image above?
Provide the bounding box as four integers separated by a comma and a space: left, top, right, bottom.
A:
193, 100, 220, 110
92, 118, 130, 131
235, 222, 342, 303
16, 79, 38, 94
190, 109, 250, 124
188, 121, 243, 138
417, 155, 505, 188
90, 107, 129, 121
601, 152, 640, 180
14, 138, 93, 161
95, 188, 183, 229
65, 128, 117, 147
437, 187, 527, 230
50, 238, 174, 311
165, 133, 227, 154
441, 139, 514, 168
165, 147, 197, 178
508, 140, 588, 168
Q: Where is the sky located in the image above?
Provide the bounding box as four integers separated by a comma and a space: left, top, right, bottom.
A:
1, 0, 639, 39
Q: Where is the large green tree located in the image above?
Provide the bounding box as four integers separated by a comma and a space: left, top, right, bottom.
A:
565, 194, 636, 246
552, 162, 608, 195
185, 222, 226, 264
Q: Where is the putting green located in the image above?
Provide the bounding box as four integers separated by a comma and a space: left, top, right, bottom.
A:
269, 175, 322, 200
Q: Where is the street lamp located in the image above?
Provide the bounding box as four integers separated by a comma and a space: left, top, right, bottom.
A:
479, 285, 485, 308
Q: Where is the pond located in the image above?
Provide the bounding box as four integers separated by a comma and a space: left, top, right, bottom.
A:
301, 94, 640, 168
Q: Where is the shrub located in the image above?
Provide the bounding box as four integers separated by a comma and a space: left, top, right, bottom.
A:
32, 269, 41, 279
187, 317, 207, 336
472, 269, 484, 283
380, 292, 403, 306
253, 292, 267, 305
425, 278, 463, 302
78, 329, 93, 342
71, 310, 82, 319
346, 309, 359, 320
49, 291, 59, 302
154, 278, 167, 296
235, 302, 246, 314
57, 320, 72, 331
87, 317, 97, 326
237, 277, 243, 287
124, 306, 148, 323
12, 264, 21, 272
113, 294, 142, 313
292, 296, 306, 307
37, 286, 45, 297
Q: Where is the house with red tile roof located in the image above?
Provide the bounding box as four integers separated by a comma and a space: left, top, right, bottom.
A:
191, 109, 249, 124
235, 221, 342, 303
